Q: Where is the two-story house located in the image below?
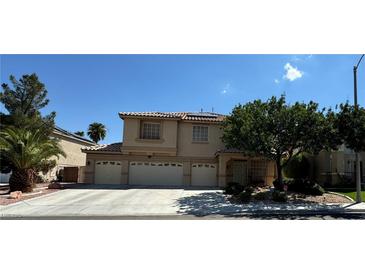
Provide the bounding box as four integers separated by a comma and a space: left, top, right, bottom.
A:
81, 112, 276, 187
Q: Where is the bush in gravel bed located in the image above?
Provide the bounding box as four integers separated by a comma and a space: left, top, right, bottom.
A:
287, 179, 325, 196
244, 186, 255, 194
273, 178, 294, 191
272, 190, 288, 202
254, 191, 269, 201
305, 183, 325, 196
238, 190, 252, 203
224, 182, 244, 195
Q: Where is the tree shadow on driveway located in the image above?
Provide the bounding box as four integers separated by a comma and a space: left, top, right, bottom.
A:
175, 191, 349, 218
176, 192, 248, 216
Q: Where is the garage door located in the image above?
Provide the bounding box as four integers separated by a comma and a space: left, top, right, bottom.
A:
129, 162, 183, 186
94, 161, 122, 184
191, 163, 217, 187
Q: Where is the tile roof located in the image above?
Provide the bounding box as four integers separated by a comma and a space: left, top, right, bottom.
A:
82, 142, 122, 153
119, 112, 225, 122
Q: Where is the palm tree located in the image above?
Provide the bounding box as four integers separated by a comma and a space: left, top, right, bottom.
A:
0, 126, 66, 192
87, 122, 106, 143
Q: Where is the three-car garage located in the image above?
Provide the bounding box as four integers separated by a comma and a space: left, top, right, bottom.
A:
93, 160, 217, 187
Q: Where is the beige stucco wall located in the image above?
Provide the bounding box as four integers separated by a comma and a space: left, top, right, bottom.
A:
177, 122, 225, 157
53, 138, 88, 167
44, 133, 93, 181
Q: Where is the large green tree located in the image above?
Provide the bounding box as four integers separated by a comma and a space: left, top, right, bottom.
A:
0, 127, 66, 192
1, 74, 49, 116
335, 103, 365, 152
221, 95, 338, 185
87, 122, 106, 143
0, 73, 55, 132
0, 74, 62, 188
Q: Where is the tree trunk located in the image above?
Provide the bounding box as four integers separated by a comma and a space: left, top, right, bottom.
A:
276, 162, 283, 183
9, 168, 34, 193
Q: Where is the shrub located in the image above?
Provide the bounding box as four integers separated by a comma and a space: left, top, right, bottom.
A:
272, 190, 288, 202
254, 191, 269, 201
287, 178, 325, 196
244, 186, 255, 194
238, 190, 252, 203
307, 184, 325, 196
287, 178, 308, 192
273, 178, 294, 191
283, 153, 311, 179
273, 179, 283, 190
224, 182, 244, 195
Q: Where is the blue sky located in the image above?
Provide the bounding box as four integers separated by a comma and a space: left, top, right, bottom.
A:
1, 54, 364, 144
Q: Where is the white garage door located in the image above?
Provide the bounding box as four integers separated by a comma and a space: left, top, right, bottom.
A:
129, 162, 183, 186
191, 163, 217, 187
95, 161, 122, 184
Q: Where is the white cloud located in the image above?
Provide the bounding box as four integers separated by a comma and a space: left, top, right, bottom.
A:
221, 83, 230, 94
274, 79, 280, 84
283, 62, 303, 81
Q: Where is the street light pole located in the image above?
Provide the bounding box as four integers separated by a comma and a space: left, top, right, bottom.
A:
353, 54, 364, 203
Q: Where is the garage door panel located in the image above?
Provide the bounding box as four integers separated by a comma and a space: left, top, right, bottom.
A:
191, 163, 217, 187
129, 162, 183, 186
95, 161, 122, 184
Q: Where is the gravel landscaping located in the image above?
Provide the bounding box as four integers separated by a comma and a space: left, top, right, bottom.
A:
0, 183, 62, 206
286, 192, 352, 203
228, 186, 352, 204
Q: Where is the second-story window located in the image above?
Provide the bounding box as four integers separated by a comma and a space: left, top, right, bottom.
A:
192, 125, 208, 142
141, 122, 160, 139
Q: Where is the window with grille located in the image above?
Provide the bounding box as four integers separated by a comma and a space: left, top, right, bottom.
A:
192, 125, 208, 142
141, 122, 160, 139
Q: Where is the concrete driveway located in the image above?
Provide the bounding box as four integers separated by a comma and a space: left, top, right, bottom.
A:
0, 185, 227, 218
1, 185, 362, 219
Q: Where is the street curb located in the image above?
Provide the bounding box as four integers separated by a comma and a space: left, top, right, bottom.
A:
1, 207, 364, 219
1, 211, 365, 220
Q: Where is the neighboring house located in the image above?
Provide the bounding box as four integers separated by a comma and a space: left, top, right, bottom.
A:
82, 112, 276, 187
313, 145, 365, 186
1, 126, 94, 183
45, 126, 95, 181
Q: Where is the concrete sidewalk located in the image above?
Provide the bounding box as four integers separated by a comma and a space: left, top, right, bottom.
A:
1, 188, 365, 219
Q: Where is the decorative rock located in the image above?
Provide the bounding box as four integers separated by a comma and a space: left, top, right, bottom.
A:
48, 182, 63, 189
9, 191, 22, 199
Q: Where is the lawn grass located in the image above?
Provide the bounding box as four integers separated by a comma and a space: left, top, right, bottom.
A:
337, 191, 365, 201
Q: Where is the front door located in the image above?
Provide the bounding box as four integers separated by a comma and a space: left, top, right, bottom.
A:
232, 161, 248, 185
